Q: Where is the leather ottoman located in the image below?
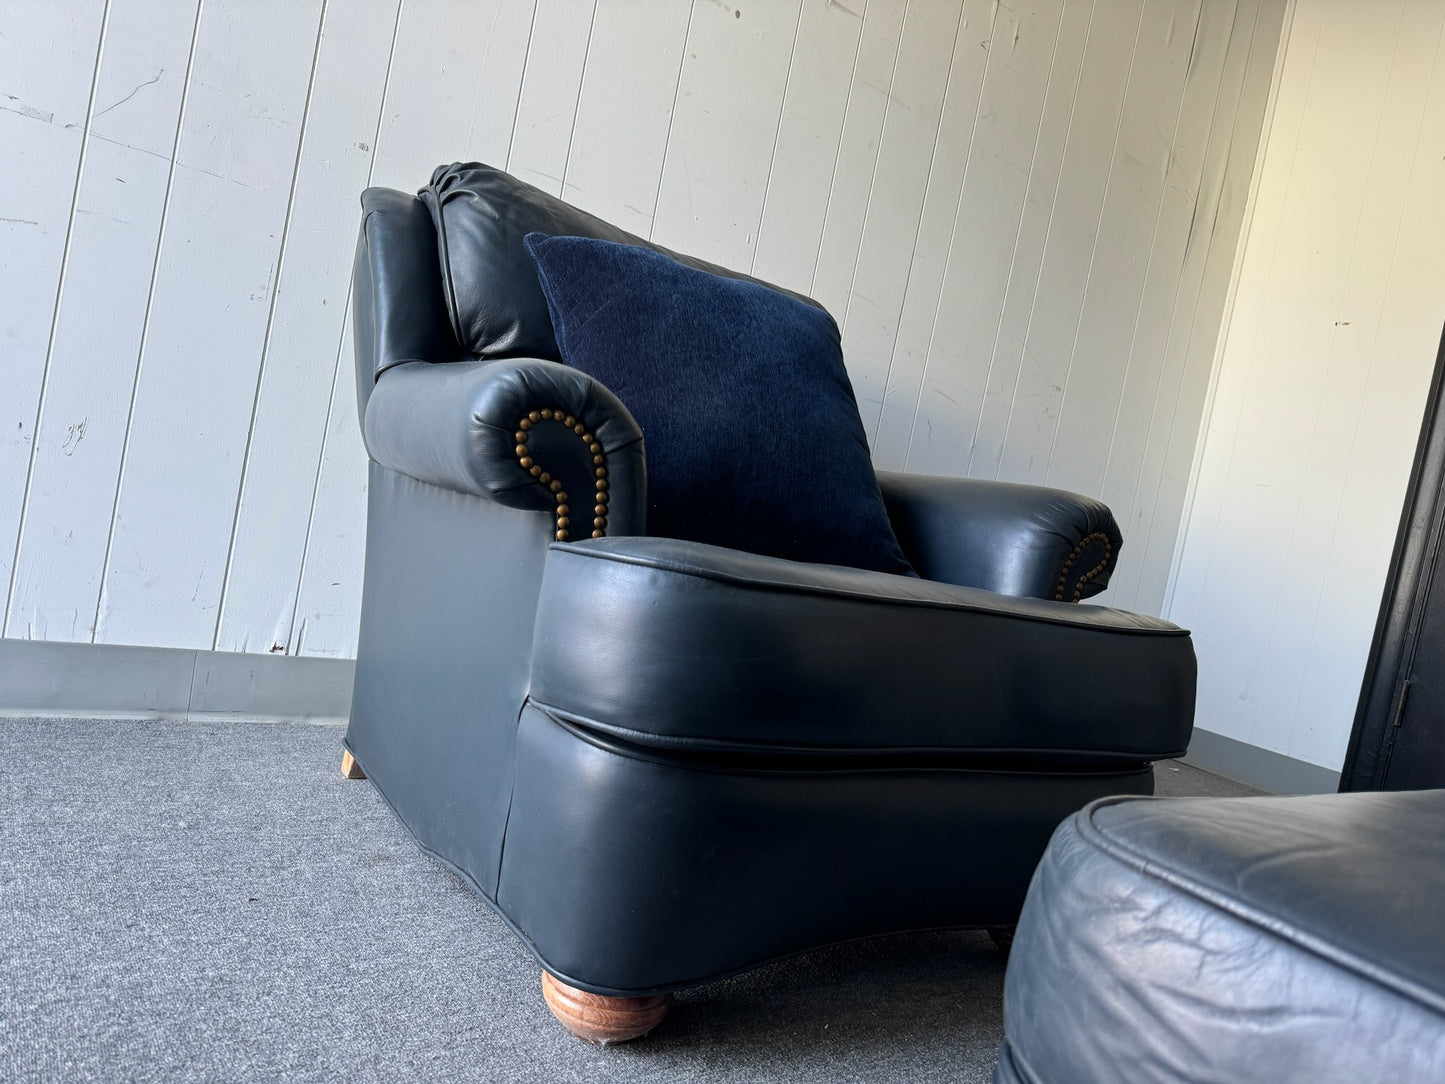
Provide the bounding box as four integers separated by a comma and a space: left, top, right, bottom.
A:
994, 789, 1445, 1082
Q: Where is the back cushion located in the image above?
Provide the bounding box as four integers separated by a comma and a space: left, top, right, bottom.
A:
525, 234, 916, 576
420, 162, 817, 360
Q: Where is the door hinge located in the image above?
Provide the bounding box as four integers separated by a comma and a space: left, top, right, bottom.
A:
1392, 679, 1413, 728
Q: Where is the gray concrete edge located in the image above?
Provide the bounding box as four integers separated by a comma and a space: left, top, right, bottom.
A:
1183, 726, 1341, 795
0, 638, 354, 723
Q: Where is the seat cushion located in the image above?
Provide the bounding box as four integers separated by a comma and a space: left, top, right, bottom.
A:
529, 536, 1193, 761
997, 790, 1445, 1083
525, 233, 914, 575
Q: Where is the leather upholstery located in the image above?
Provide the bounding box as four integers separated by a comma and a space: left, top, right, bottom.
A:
343, 167, 1199, 999
352, 189, 464, 419
878, 471, 1121, 599
531, 536, 1193, 759
420, 162, 817, 362
499, 703, 1154, 995
363, 357, 646, 532
347, 463, 550, 898
995, 791, 1445, 1082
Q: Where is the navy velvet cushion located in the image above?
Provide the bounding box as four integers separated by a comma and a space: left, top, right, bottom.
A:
524, 233, 914, 576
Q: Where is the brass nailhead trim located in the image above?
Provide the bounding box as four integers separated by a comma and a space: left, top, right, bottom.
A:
513, 407, 610, 542
1054, 532, 1113, 603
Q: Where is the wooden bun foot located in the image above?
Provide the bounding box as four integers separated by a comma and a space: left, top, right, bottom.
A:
340, 750, 366, 779
540, 970, 672, 1044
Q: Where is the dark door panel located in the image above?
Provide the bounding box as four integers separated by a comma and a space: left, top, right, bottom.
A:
1343, 323, 1445, 792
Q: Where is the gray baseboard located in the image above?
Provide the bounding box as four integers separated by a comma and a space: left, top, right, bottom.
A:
0, 638, 354, 722
1183, 727, 1341, 795
0, 637, 1349, 794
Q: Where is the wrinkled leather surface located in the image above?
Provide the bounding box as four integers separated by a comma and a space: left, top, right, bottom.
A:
497, 703, 1155, 994
878, 471, 1121, 599
353, 189, 464, 421
362, 357, 646, 533
997, 790, 1445, 1083
530, 536, 1195, 759
419, 162, 819, 360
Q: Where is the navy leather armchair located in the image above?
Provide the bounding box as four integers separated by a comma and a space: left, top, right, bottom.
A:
342, 163, 1197, 1043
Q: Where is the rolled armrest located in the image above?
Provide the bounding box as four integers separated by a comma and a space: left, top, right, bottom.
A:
877, 471, 1122, 601
364, 358, 647, 536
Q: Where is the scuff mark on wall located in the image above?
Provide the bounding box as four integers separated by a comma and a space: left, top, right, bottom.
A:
3, 95, 54, 124
61, 419, 86, 455
94, 69, 164, 119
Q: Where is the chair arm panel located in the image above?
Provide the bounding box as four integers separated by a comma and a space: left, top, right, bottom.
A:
530, 536, 1194, 760
364, 358, 646, 536
876, 470, 1122, 601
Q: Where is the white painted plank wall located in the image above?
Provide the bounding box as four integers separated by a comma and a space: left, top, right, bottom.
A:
3, 0, 1287, 660
884, 0, 1079, 474
506, 0, 596, 197
6, 0, 199, 643
651, 0, 802, 268
750, 0, 864, 287
1, 0, 107, 631
95, 0, 327, 649
843, 0, 968, 438
559, 1, 692, 236
810, 0, 908, 322
1125, 0, 1287, 612
213, 0, 402, 655
1169, 0, 1445, 772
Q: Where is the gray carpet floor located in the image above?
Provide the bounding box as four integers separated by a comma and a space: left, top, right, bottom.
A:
0, 716, 1260, 1083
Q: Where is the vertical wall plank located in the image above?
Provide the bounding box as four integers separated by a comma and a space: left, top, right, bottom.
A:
749, 0, 865, 293
368, 0, 535, 193
1145, 0, 1293, 620
507, 0, 597, 197
1113, 0, 1275, 614
560, 0, 693, 234
0, 0, 106, 616
214, 0, 401, 655
810, 0, 907, 320
292, 321, 369, 659
881, 0, 1069, 473
840, 0, 966, 436
365, 0, 486, 191
1166, 0, 1322, 635
96, 0, 325, 648
650, 0, 803, 269
940, 0, 1095, 480
1045, 0, 1199, 499
994, 0, 1148, 485
6, 0, 199, 643
1095, 0, 1248, 612
466, 0, 538, 169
